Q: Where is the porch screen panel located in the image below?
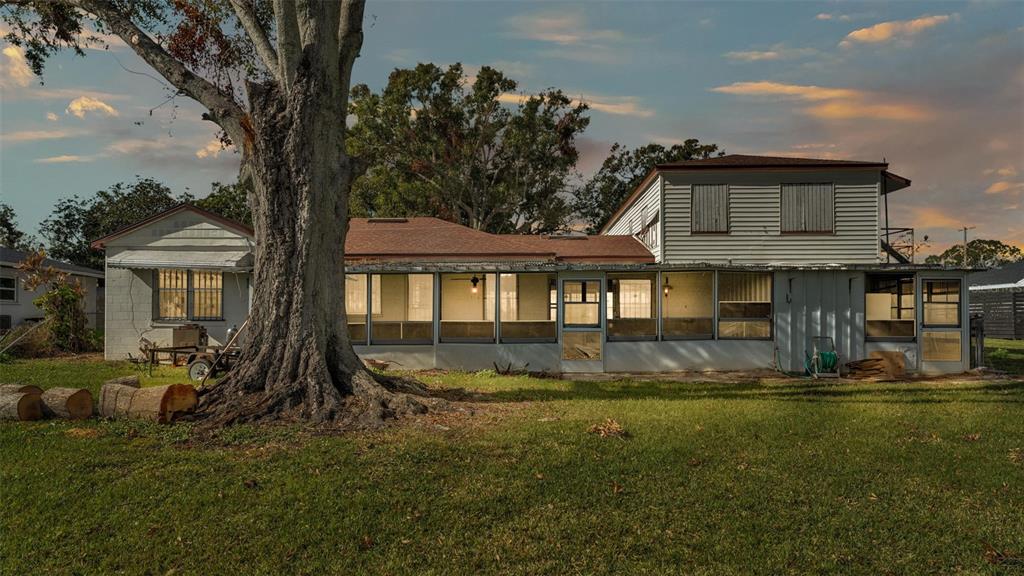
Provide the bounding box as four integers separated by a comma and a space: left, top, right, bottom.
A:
606, 273, 657, 340
157, 269, 188, 320
922, 331, 961, 361
345, 274, 369, 343
191, 270, 223, 320
662, 271, 714, 339
718, 272, 772, 339
500, 273, 556, 342
691, 184, 729, 233
866, 274, 915, 339
781, 183, 834, 233
440, 273, 496, 342
923, 280, 960, 327
371, 274, 433, 344
563, 280, 600, 327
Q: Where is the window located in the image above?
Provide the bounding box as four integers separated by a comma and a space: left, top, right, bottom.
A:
691, 184, 729, 233
499, 273, 556, 342
638, 212, 660, 249
866, 274, 915, 340
922, 331, 961, 362
440, 273, 495, 342
345, 274, 380, 343
370, 274, 433, 344
606, 273, 657, 341
923, 279, 960, 327
156, 269, 223, 321
781, 183, 834, 233
662, 271, 714, 339
562, 331, 601, 361
0, 276, 16, 302
562, 280, 600, 328
718, 272, 772, 339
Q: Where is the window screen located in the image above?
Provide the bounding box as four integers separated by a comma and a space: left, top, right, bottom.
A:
866, 274, 915, 339
718, 272, 772, 339
781, 183, 834, 233
691, 184, 729, 233
923, 279, 960, 327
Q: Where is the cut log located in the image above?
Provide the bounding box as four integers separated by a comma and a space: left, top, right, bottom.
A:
0, 384, 43, 395
99, 383, 197, 423
0, 391, 43, 421
104, 375, 141, 388
41, 387, 94, 420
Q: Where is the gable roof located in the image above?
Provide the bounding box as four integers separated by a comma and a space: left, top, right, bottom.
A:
89, 203, 254, 249
503, 235, 655, 263
0, 246, 104, 278
969, 261, 1024, 289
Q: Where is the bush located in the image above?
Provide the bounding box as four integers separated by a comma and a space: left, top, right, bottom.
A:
0, 321, 54, 358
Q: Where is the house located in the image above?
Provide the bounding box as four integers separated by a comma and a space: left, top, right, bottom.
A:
969, 261, 1023, 339
92, 154, 973, 375
0, 246, 105, 331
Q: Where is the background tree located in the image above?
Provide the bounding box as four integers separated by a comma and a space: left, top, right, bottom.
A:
41, 178, 188, 270
0, 203, 39, 251
348, 63, 590, 233
924, 239, 1024, 268
3, 0, 422, 427
195, 181, 253, 227
16, 250, 89, 353
574, 141, 723, 233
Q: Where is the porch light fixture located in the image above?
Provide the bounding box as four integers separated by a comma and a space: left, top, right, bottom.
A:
470, 275, 480, 294
663, 277, 672, 297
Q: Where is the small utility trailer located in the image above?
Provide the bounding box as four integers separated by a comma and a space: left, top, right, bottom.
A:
145, 345, 241, 381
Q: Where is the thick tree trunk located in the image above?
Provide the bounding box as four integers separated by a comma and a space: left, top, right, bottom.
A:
195, 56, 434, 428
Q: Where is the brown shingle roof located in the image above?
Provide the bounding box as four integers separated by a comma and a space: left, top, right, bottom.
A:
657, 154, 887, 169
503, 235, 655, 263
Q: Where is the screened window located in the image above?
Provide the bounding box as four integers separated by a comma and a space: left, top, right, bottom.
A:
781, 183, 834, 233
606, 273, 657, 341
563, 280, 600, 328
866, 274, 915, 340
562, 331, 601, 361
499, 273, 556, 343
923, 279, 960, 327
156, 269, 223, 321
371, 274, 433, 344
662, 271, 714, 339
691, 184, 729, 233
718, 272, 772, 339
345, 274, 380, 343
923, 331, 961, 362
440, 273, 495, 342
0, 277, 16, 302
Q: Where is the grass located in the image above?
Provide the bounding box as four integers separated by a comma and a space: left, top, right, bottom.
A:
986, 338, 1024, 375
1, 358, 1022, 575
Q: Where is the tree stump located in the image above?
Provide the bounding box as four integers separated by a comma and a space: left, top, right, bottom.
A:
99, 383, 197, 423
0, 384, 44, 395
0, 391, 43, 421
41, 388, 94, 420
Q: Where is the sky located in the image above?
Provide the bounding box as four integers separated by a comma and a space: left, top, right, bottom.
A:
1, 0, 1022, 257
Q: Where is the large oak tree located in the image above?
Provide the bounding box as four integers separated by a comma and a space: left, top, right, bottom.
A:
3, 0, 430, 426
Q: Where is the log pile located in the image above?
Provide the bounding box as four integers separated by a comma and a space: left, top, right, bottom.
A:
0, 389, 43, 421
99, 380, 197, 423
41, 387, 94, 420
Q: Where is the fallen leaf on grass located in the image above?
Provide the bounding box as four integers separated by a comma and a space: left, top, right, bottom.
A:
534, 472, 545, 480
962, 432, 982, 442
688, 458, 703, 467
588, 418, 628, 438
243, 479, 260, 489
983, 541, 1023, 566
1010, 448, 1023, 465
612, 481, 624, 494
359, 535, 375, 551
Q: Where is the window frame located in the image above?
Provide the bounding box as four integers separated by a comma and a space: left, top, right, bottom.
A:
660, 271, 715, 341
780, 182, 836, 235
690, 184, 730, 234
498, 272, 557, 344
865, 273, 916, 342
439, 272, 496, 344
716, 271, 773, 341
0, 276, 17, 303
561, 279, 602, 329
154, 269, 225, 322
606, 272, 658, 342
371, 273, 435, 346
921, 278, 962, 329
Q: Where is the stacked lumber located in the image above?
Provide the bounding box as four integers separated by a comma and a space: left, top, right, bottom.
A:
0, 385, 43, 421
846, 351, 906, 380
99, 377, 196, 423
869, 351, 906, 379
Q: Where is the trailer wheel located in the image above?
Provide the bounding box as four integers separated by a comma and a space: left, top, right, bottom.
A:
188, 358, 213, 382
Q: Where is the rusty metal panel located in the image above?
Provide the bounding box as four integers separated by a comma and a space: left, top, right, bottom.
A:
691, 184, 729, 233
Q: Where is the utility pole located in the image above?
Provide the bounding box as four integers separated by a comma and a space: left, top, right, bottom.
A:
961, 225, 976, 267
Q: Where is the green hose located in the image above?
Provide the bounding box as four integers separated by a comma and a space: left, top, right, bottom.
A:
819, 351, 838, 373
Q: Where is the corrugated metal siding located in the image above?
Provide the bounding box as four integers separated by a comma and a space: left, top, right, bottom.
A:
605, 177, 662, 261
773, 270, 866, 373
662, 171, 880, 264
781, 183, 834, 233
690, 184, 729, 233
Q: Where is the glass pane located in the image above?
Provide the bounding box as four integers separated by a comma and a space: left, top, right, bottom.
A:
157, 269, 188, 319
440, 273, 495, 342
500, 273, 556, 342
191, 270, 223, 319
662, 271, 714, 339
718, 272, 772, 339
866, 274, 916, 339
563, 280, 600, 327
345, 274, 368, 343
371, 274, 434, 344
923, 280, 960, 327
607, 273, 656, 340
562, 331, 601, 361
922, 331, 961, 361
718, 320, 771, 339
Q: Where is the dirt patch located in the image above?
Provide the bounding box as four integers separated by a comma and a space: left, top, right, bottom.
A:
65, 428, 102, 439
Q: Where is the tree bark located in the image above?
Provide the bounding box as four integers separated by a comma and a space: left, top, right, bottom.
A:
99, 383, 197, 423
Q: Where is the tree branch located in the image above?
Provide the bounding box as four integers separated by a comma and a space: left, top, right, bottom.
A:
337, 0, 364, 92
229, 0, 280, 85
73, 0, 247, 147
273, 0, 300, 91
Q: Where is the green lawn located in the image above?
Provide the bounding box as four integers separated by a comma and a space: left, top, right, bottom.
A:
986, 338, 1024, 375
1, 358, 1022, 575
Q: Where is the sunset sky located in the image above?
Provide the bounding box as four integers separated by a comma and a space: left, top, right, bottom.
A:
1, 1, 1022, 256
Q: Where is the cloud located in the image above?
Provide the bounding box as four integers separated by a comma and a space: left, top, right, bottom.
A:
34, 155, 93, 164
984, 166, 1018, 177
984, 181, 1023, 194
195, 139, 224, 159
66, 96, 119, 118
711, 81, 930, 121
1, 45, 33, 89
2, 129, 85, 143
46, 112, 59, 122
506, 10, 623, 45
724, 45, 819, 62
840, 15, 953, 47
911, 207, 962, 229
497, 92, 654, 118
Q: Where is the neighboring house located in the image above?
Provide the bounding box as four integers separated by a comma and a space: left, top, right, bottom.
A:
92, 154, 973, 375
0, 246, 105, 331
969, 261, 1024, 339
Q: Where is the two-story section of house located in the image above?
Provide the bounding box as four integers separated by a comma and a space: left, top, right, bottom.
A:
600, 154, 970, 375
94, 154, 970, 376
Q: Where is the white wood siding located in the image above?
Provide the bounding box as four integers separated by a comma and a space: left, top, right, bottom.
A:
662, 171, 881, 264
605, 177, 662, 261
